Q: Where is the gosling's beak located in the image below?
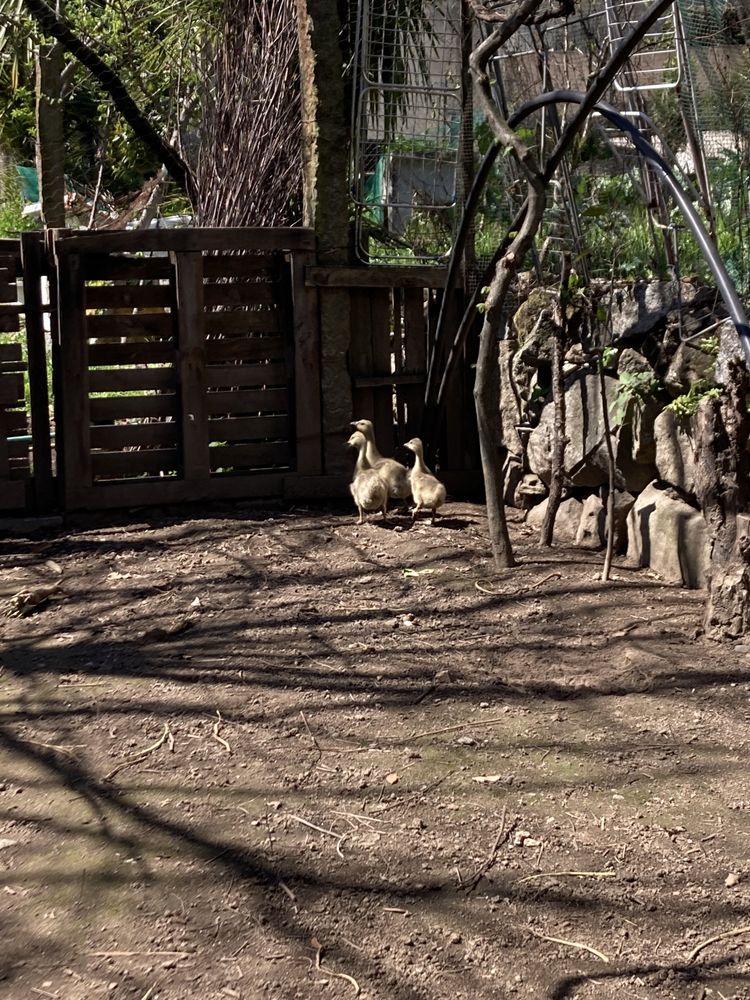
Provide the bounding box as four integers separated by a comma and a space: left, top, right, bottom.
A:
350, 421, 358, 427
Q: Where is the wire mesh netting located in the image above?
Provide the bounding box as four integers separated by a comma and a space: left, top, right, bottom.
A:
351, 0, 463, 262
349, 0, 750, 296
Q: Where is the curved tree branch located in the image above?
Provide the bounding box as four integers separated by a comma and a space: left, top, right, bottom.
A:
22, 0, 197, 207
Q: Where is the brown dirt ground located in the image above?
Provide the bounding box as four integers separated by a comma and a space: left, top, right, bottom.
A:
1, 501, 749, 1000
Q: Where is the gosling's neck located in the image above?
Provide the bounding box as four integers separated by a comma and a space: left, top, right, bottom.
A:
411, 446, 429, 475
354, 445, 372, 474
361, 428, 383, 466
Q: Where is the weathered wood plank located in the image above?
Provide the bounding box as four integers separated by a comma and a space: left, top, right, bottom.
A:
209, 441, 292, 469
55, 227, 316, 256
81, 254, 276, 281
174, 251, 210, 480
0, 480, 27, 509
92, 447, 181, 476
66, 472, 285, 510
291, 249, 322, 475
353, 373, 424, 388
0, 312, 21, 332
0, 343, 22, 361
89, 342, 177, 366
348, 288, 376, 426
21, 231, 54, 512
203, 283, 276, 307
402, 287, 428, 439
0, 373, 25, 405
87, 313, 175, 340
56, 249, 93, 502
205, 337, 286, 363
205, 387, 288, 415
207, 414, 289, 442
89, 367, 177, 392
90, 393, 178, 420
306, 265, 450, 288
204, 310, 279, 336
90, 422, 179, 449
85, 283, 173, 310
370, 288, 394, 456
205, 363, 288, 389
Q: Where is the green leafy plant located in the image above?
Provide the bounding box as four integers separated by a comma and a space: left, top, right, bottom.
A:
665, 379, 722, 419
698, 335, 720, 357
613, 370, 661, 423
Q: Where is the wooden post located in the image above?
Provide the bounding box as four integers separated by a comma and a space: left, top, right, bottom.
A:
173, 251, 209, 480
21, 232, 55, 511
290, 249, 323, 475
296, 0, 354, 474
54, 238, 91, 506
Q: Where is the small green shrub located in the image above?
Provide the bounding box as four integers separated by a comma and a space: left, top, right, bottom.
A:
665, 380, 721, 419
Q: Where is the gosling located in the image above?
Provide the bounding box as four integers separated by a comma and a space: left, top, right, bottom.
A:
347, 431, 388, 524
350, 418, 410, 504
404, 437, 446, 525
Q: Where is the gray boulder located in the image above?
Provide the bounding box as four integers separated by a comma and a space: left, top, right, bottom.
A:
575, 494, 605, 549
609, 279, 700, 340
654, 408, 697, 494
527, 371, 620, 488
499, 339, 523, 456
664, 342, 715, 396
617, 348, 654, 377
715, 319, 744, 387
526, 496, 583, 544
626, 480, 707, 588
514, 472, 547, 510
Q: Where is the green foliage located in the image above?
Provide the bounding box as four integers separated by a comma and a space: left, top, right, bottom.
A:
601, 345, 618, 368
0, 166, 37, 237
698, 335, 720, 357
665, 380, 722, 418
613, 370, 661, 423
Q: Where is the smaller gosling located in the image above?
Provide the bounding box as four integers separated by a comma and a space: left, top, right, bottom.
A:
347, 431, 388, 525
350, 418, 410, 504
404, 437, 446, 525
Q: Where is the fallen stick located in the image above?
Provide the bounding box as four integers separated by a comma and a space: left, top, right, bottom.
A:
212, 711, 231, 754
475, 572, 563, 597
687, 925, 750, 963
105, 723, 173, 780
312, 936, 361, 996
287, 813, 346, 857
410, 717, 511, 740
519, 870, 616, 884
89, 951, 190, 958
530, 930, 609, 963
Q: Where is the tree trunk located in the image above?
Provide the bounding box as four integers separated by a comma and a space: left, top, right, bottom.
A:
599, 359, 617, 581
35, 40, 66, 229
695, 359, 750, 638
474, 275, 515, 570
540, 258, 570, 546
22, 0, 196, 205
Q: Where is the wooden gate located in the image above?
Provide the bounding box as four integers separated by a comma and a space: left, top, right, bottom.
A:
51, 228, 319, 509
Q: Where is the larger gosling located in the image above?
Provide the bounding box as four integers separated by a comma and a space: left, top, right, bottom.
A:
350, 418, 410, 503
347, 431, 388, 524
404, 437, 446, 525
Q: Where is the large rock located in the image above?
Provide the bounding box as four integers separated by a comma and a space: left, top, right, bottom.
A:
609, 279, 700, 340
664, 342, 715, 396
654, 408, 697, 494
526, 496, 583, 544
626, 480, 708, 588
715, 318, 744, 387
617, 348, 654, 377
575, 490, 635, 551
512, 288, 557, 366
514, 472, 547, 510
527, 371, 620, 488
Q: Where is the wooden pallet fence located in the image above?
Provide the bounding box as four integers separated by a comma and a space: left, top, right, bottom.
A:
53, 228, 315, 509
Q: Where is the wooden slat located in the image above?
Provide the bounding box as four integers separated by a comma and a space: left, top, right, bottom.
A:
56, 248, 93, 501
66, 472, 285, 510
206, 387, 288, 415
8, 439, 30, 458
402, 287, 428, 439
89, 342, 177, 366
205, 337, 286, 363
5, 409, 28, 432
204, 310, 279, 335
85, 283, 173, 310
0, 373, 24, 405
203, 283, 275, 307
89, 367, 177, 392
8, 460, 31, 479
291, 249, 322, 476
209, 442, 291, 469
349, 288, 376, 426
22, 231, 55, 512
204, 257, 275, 279
0, 312, 20, 332
81, 255, 173, 281
353, 373, 424, 388
92, 448, 180, 476
90, 393, 177, 420
207, 415, 289, 442
0, 343, 22, 362
0, 281, 18, 303
55, 227, 316, 256
306, 265, 450, 289
91, 422, 178, 449
87, 313, 175, 339
205, 363, 287, 389
0, 481, 27, 509
371, 288, 394, 457
174, 251, 210, 480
